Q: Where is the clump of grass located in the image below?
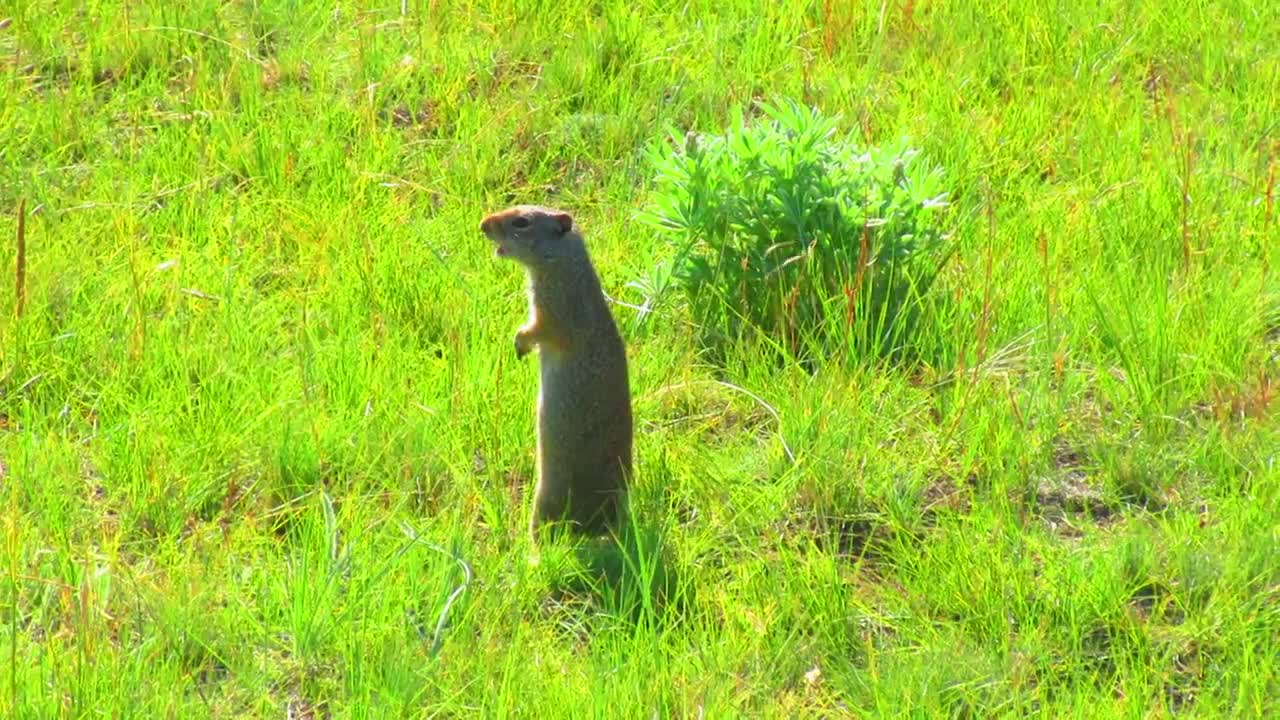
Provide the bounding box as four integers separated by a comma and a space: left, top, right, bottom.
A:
640, 98, 953, 366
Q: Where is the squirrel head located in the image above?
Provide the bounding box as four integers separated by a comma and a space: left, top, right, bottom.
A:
480, 205, 585, 268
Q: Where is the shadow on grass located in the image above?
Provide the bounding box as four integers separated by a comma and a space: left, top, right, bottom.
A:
537, 516, 693, 631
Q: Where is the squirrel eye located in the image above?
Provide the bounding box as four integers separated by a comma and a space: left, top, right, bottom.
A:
511, 216, 531, 229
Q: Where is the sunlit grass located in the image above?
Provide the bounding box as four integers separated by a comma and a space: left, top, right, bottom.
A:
0, 1, 1277, 716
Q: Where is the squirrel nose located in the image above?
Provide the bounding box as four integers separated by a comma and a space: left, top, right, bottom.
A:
479, 216, 494, 234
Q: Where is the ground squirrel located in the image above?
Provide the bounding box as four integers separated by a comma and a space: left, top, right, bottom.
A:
480, 205, 633, 538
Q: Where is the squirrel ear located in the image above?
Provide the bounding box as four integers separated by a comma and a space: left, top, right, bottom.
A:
551, 212, 573, 234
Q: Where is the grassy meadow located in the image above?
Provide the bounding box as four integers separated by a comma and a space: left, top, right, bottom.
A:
2, 0, 1278, 716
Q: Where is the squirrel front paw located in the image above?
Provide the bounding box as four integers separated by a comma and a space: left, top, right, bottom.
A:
514, 331, 533, 359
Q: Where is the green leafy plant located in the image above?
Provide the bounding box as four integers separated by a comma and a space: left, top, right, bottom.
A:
641, 98, 955, 365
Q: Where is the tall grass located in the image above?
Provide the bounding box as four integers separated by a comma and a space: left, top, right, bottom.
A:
0, 0, 1277, 716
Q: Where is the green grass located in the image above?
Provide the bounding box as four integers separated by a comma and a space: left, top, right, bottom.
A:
1, 0, 1277, 716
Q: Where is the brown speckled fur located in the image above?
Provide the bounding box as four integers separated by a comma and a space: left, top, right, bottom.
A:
480, 205, 633, 537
